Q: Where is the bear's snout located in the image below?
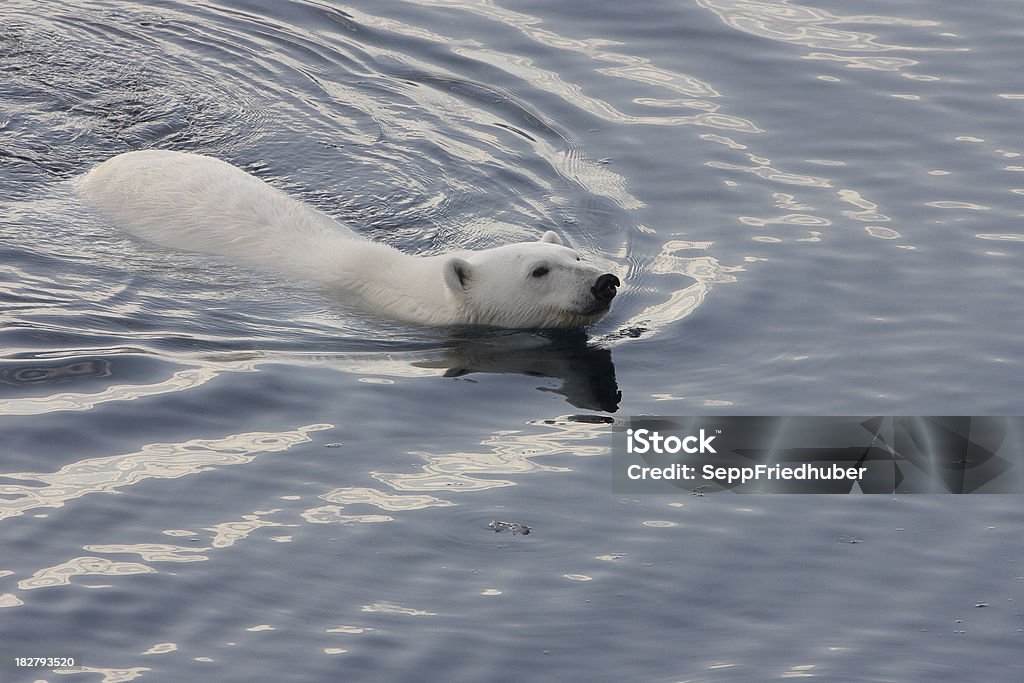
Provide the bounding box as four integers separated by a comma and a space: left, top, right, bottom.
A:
591, 273, 620, 305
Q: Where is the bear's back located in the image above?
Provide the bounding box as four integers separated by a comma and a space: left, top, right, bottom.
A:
78, 150, 355, 264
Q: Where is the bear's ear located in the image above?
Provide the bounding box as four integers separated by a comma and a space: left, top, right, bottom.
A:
539, 230, 563, 246
443, 257, 475, 296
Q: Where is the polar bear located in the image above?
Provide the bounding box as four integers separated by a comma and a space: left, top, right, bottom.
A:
77, 150, 620, 328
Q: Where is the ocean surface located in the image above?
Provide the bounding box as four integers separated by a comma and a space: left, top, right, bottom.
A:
1, 0, 1022, 680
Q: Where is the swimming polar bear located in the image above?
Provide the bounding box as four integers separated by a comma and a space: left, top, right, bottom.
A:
77, 150, 620, 329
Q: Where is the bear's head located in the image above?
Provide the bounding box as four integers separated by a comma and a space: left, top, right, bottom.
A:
442, 231, 620, 328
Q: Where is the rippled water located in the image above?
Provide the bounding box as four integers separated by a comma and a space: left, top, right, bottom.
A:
2, 0, 1022, 681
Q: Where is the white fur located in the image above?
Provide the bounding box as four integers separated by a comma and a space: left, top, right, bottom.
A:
77, 150, 616, 328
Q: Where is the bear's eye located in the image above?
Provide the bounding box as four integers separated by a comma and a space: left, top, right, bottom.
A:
531, 266, 549, 278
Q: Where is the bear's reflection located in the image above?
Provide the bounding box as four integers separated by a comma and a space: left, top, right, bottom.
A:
416, 329, 621, 413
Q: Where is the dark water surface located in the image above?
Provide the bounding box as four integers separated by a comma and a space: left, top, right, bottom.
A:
1, 0, 1022, 680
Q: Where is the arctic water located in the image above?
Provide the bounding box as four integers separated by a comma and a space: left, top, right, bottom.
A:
1, 0, 1022, 680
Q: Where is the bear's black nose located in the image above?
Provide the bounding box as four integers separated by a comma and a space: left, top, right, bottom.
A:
591, 273, 620, 304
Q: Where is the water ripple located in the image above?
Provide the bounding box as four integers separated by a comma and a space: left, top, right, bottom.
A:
696, 0, 942, 52
0, 424, 331, 521
19, 556, 156, 590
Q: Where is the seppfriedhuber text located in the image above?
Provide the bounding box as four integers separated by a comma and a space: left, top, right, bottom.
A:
626, 463, 867, 485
